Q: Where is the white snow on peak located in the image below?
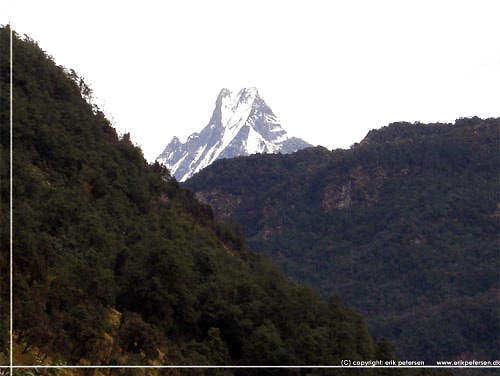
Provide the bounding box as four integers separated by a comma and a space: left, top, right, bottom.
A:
265, 113, 280, 124
245, 126, 265, 154
274, 133, 289, 143
168, 152, 188, 175
192, 141, 220, 176
220, 87, 258, 129
157, 87, 311, 182
191, 144, 207, 166
211, 87, 260, 162
219, 91, 236, 126
246, 126, 282, 154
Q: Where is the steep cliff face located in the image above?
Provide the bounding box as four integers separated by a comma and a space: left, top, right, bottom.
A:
157, 87, 311, 181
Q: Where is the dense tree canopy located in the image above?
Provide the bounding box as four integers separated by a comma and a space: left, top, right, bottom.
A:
186, 117, 499, 363
0, 26, 444, 376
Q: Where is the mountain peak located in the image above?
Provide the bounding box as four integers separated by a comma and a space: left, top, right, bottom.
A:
217, 87, 259, 103
157, 88, 312, 181
236, 87, 258, 105
238, 86, 258, 96
218, 87, 232, 98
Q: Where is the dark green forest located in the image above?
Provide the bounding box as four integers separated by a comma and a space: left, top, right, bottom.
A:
0, 26, 459, 376
186, 117, 499, 363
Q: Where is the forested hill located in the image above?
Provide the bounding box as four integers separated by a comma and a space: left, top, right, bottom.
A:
0, 26, 443, 375
185, 116, 499, 363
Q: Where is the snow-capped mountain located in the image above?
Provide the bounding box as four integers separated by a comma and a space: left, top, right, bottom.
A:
157, 87, 312, 181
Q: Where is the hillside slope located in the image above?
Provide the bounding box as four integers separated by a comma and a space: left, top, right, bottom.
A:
185, 117, 500, 362
0, 26, 416, 374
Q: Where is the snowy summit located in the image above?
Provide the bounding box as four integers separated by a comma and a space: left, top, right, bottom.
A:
157, 87, 312, 181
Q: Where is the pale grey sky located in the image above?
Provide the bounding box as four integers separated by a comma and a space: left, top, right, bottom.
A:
4, 0, 500, 161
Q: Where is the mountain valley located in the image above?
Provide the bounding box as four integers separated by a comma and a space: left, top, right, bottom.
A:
0, 24, 495, 376
185, 117, 500, 363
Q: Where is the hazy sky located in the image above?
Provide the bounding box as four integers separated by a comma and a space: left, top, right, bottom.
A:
4, 0, 500, 161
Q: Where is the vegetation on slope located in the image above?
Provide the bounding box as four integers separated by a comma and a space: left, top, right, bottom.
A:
0, 26, 432, 376
186, 117, 499, 363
